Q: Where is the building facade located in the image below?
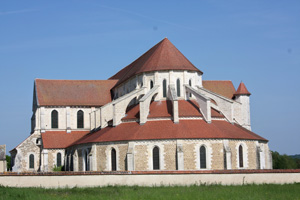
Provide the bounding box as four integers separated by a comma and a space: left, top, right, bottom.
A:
10, 38, 272, 172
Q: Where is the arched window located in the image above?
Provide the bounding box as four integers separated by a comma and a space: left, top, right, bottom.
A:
111, 148, 116, 171
189, 79, 192, 97
239, 145, 244, 168
51, 110, 58, 129
200, 146, 207, 169
85, 150, 89, 171
163, 79, 167, 98
29, 154, 34, 169
57, 152, 62, 167
177, 79, 181, 97
70, 152, 74, 171
153, 146, 160, 170
150, 80, 154, 89
77, 110, 84, 128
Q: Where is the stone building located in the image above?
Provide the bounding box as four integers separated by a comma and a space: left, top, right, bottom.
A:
10, 38, 272, 172
0, 145, 7, 173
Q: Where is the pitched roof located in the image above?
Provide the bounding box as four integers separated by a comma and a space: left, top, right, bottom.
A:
73, 120, 267, 146
41, 131, 89, 149
202, 80, 236, 99
234, 82, 251, 96
35, 79, 118, 106
110, 38, 202, 87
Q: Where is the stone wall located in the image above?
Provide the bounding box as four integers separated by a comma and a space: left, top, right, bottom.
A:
1, 170, 299, 188
228, 140, 258, 169
134, 144, 148, 171
47, 149, 65, 171
12, 132, 41, 172
113, 71, 202, 101
34, 107, 93, 132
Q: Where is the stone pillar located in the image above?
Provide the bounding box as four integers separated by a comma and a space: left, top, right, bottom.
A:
0, 145, 6, 173
173, 100, 179, 124
41, 149, 48, 172
223, 140, 232, 169
139, 101, 147, 125
176, 142, 184, 170
225, 150, 232, 170
73, 150, 78, 172
66, 106, 71, 133
126, 142, 135, 171
40, 107, 45, 132
268, 150, 273, 169
91, 145, 97, 171
169, 84, 179, 124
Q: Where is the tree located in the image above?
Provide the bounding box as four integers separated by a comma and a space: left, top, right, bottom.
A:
6, 155, 11, 171
272, 151, 298, 169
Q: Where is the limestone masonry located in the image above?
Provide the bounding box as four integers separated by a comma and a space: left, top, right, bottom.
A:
0, 145, 6, 173
10, 38, 272, 172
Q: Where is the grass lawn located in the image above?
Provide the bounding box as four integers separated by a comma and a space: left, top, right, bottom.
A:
1, 183, 300, 200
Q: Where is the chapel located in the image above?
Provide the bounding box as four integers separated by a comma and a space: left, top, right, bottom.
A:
10, 38, 272, 172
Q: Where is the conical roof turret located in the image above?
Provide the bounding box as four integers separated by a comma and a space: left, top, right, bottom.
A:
234, 82, 251, 96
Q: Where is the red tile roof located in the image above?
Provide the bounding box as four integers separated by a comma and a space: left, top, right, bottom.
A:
234, 82, 251, 96
41, 131, 89, 149
123, 100, 224, 120
35, 79, 118, 106
202, 80, 236, 99
110, 38, 202, 87
73, 120, 267, 146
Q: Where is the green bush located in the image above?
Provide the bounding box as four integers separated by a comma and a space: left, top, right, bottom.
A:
52, 165, 64, 172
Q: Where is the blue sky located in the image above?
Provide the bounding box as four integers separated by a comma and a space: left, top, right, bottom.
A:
0, 1, 299, 155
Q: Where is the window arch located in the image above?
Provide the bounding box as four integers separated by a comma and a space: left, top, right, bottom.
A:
176, 79, 181, 97
150, 80, 154, 89
77, 110, 84, 129
70, 152, 74, 171
163, 79, 167, 98
239, 145, 244, 168
200, 146, 207, 169
111, 148, 117, 171
57, 152, 62, 167
189, 79, 192, 97
51, 110, 58, 129
153, 146, 160, 170
29, 154, 34, 169
84, 150, 89, 171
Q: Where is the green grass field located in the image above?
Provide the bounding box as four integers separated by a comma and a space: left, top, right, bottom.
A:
1, 183, 300, 200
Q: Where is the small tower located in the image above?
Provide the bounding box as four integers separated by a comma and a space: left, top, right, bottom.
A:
234, 82, 251, 130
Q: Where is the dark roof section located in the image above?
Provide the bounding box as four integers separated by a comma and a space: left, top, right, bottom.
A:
41, 131, 89, 149
110, 38, 202, 87
35, 79, 118, 106
72, 120, 267, 146
202, 80, 236, 99
234, 82, 251, 96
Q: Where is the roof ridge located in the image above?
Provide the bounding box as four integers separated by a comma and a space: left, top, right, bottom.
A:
36, 79, 118, 81
203, 80, 233, 82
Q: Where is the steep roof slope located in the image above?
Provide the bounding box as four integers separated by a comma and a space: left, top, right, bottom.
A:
35, 79, 118, 106
202, 80, 236, 99
110, 38, 202, 87
235, 82, 251, 96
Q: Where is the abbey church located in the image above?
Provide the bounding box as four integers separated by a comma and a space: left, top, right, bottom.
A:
10, 38, 272, 172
